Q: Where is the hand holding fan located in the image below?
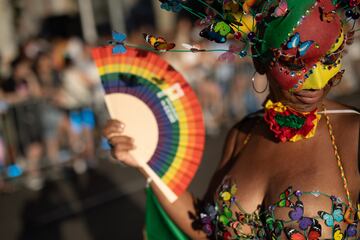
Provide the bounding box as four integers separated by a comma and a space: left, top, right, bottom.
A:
91, 46, 205, 203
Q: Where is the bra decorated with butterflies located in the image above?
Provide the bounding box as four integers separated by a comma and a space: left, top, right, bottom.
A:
200, 178, 359, 240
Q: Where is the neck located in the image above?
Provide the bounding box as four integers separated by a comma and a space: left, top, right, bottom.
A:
268, 91, 326, 113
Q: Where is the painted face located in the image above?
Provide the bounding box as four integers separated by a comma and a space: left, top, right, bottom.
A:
268, 0, 343, 92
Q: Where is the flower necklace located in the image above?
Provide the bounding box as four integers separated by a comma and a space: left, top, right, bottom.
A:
264, 100, 321, 143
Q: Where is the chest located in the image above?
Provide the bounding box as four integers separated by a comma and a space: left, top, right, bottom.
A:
215, 123, 359, 238
232, 121, 356, 195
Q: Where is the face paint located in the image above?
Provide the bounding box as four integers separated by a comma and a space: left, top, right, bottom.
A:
301, 32, 345, 90
267, 0, 343, 92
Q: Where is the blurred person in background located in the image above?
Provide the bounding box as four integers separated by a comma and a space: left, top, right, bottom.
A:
0, 85, 14, 193
227, 61, 262, 125
197, 73, 224, 136
58, 55, 96, 174
1, 55, 44, 190
33, 51, 64, 177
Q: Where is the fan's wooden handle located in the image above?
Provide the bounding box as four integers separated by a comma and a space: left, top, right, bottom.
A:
140, 162, 178, 203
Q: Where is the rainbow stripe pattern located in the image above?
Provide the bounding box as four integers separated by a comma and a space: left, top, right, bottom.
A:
92, 46, 205, 199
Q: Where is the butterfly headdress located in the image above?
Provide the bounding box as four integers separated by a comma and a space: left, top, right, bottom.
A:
109, 0, 358, 57
106, 0, 359, 91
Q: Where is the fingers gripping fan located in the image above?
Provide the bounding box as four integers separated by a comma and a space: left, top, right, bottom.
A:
92, 47, 205, 203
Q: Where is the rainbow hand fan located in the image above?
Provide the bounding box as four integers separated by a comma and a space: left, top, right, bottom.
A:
92, 46, 205, 203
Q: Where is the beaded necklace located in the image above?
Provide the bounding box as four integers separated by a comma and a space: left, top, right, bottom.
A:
322, 107, 353, 209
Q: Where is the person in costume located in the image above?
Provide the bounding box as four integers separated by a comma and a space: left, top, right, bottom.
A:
103, 0, 359, 239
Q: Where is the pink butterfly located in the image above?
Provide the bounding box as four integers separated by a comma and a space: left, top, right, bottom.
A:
271, 0, 288, 17
198, 8, 216, 26
218, 44, 242, 62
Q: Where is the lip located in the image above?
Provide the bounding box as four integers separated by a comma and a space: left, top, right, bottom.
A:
293, 89, 324, 104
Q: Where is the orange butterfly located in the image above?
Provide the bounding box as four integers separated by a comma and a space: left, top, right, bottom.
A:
319, 7, 336, 23
143, 33, 175, 51
243, 0, 256, 14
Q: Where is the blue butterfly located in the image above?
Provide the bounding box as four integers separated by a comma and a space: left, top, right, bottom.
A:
160, 0, 182, 13
108, 31, 127, 54
199, 25, 226, 43
286, 32, 314, 57
317, 202, 344, 227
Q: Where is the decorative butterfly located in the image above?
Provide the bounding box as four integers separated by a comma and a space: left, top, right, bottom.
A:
199, 8, 216, 26
217, 44, 242, 62
333, 224, 344, 240
159, 0, 183, 13
345, 30, 355, 45
118, 73, 140, 88
319, 7, 336, 23
200, 26, 227, 43
345, 223, 357, 238
286, 32, 314, 57
277, 187, 294, 208
182, 43, 206, 53
284, 219, 322, 240
223, 0, 240, 13
151, 77, 165, 85
288, 200, 314, 230
317, 202, 344, 227
219, 206, 233, 225
212, 21, 234, 37
265, 213, 284, 238
108, 31, 127, 54
344, 207, 356, 224
271, 0, 289, 17
349, 0, 360, 7
200, 212, 214, 236
242, 0, 256, 14
143, 33, 176, 52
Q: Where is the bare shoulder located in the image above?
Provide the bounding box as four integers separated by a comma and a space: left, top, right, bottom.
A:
323, 99, 360, 130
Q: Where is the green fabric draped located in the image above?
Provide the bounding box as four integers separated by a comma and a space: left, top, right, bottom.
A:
145, 187, 190, 240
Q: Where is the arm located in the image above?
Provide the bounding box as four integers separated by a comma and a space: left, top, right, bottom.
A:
103, 115, 259, 238
146, 122, 248, 239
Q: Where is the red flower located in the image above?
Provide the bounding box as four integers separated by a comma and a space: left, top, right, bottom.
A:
264, 101, 320, 142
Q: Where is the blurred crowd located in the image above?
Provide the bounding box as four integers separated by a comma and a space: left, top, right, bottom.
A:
0, 14, 359, 194
0, 37, 107, 191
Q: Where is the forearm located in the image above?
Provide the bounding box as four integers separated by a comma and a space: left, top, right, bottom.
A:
139, 168, 208, 239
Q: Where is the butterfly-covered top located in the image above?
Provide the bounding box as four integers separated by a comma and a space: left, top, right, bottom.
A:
200, 178, 359, 239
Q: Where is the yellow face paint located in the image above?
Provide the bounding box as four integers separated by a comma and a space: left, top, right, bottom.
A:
302, 32, 345, 90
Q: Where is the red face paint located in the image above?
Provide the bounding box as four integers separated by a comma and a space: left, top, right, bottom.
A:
268, 0, 342, 91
